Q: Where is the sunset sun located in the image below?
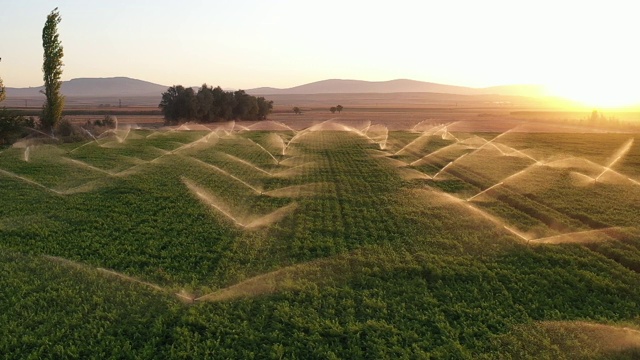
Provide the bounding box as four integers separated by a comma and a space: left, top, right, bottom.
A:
548, 75, 639, 109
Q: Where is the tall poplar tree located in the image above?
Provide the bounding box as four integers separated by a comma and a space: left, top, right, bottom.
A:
41, 8, 64, 131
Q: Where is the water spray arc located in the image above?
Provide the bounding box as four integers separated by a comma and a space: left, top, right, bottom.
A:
465, 128, 517, 157
466, 161, 544, 201
394, 124, 445, 156
467, 182, 504, 202
432, 190, 531, 241
594, 138, 634, 182
183, 178, 247, 227
223, 153, 272, 176
433, 153, 467, 179
189, 157, 263, 194
409, 143, 470, 166
63, 157, 115, 176
246, 138, 280, 164
0, 168, 63, 195
182, 178, 297, 229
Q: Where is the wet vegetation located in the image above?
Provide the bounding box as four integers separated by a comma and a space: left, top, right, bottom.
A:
1, 120, 639, 358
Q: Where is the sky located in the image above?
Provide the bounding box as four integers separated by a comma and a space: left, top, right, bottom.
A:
1, 0, 639, 107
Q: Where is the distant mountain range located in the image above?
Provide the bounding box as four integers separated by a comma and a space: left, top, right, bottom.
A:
248, 79, 548, 97
6, 76, 548, 98
6, 77, 168, 97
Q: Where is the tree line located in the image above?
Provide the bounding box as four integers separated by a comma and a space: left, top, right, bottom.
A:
159, 84, 273, 124
292, 105, 344, 115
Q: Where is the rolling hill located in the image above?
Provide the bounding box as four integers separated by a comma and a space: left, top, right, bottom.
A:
247, 79, 548, 97
5, 77, 547, 99
6, 77, 168, 98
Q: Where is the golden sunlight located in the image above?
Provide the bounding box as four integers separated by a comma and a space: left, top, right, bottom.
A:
545, 57, 640, 109
550, 81, 639, 109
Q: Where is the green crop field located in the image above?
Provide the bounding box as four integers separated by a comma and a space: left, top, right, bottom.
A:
1, 119, 640, 359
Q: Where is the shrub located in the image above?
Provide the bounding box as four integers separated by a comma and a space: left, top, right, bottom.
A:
54, 118, 84, 142
102, 115, 116, 128
0, 108, 35, 145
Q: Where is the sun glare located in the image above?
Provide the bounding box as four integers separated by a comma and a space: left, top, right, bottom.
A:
549, 83, 638, 109
547, 70, 640, 109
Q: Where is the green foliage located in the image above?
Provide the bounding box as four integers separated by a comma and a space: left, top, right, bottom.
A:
330, 106, 337, 113
0, 251, 180, 358
41, 8, 65, 131
0, 108, 35, 145
101, 115, 116, 127
159, 85, 197, 124
160, 84, 272, 124
336, 104, 343, 113
56, 118, 75, 137
256, 96, 273, 120
292, 106, 301, 114
0, 129, 639, 358
54, 118, 87, 142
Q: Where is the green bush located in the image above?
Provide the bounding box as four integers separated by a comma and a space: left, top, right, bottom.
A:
102, 115, 116, 127
54, 118, 85, 142
0, 108, 35, 145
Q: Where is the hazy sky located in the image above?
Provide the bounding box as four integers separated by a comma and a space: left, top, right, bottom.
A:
1, 0, 638, 106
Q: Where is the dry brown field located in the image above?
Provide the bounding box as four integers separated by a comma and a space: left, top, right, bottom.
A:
8, 93, 640, 132
78, 107, 640, 133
